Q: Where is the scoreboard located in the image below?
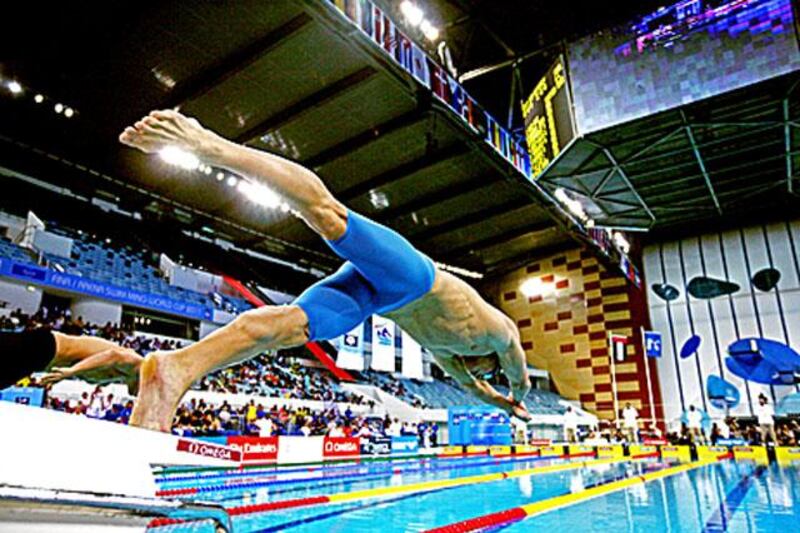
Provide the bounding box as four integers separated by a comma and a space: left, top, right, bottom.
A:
521, 55, 577, 178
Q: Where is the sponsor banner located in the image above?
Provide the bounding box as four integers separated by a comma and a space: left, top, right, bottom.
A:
466, 445, 489, 455
776, 447, 800, 465
490, 445, 512, 456
226, 436, 279, 462
176, 439, 241, 463
697, 445, 731, 461
629, 444, 658, 457
596, 445, 624, 459
643, 331, 663, 358
400, 330, 424, 379
0, 386, 45, 407
441, 446, 464, 456
514, 445, 540, 456
0, 258, 213, 321
371, 316, 396, 372
362, 437, 392, 456
336, 323, 365, 371
277, 436, 323, 465
568, 445, 595, 457
539, 445, 565, 457
529, 439, 552, 446
391, 436, 419, 455
717, 438, 747, 446
323, 437, 361, 459
660, 445, 691, 462
642, 438, 668, 446
733, 445, 768, 464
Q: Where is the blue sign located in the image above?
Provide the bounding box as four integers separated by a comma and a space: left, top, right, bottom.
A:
391, 436, 419, 455
1, 386, 45, 407
644, 331, 663, 358
0, 258, 213, 321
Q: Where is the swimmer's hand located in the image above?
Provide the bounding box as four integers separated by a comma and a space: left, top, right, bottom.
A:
508, 396, 532, 421
40, 367, 74, 385
119, 110, 218, 156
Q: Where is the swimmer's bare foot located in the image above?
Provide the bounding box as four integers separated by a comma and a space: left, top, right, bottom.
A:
130, 351, 191, 432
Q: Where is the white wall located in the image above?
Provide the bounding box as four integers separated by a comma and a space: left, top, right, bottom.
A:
0, 278, 42, 314
70, 297, 122, 325
643, 219, 800, 423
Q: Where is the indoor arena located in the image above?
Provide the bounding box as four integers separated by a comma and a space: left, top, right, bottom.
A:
1, 1, 799, 531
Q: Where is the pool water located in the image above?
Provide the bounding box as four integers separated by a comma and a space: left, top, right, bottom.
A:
151, 456, 799, 532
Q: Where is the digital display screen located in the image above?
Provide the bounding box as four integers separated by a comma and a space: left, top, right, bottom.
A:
521, 56, 577, 178
568, 0, 800, 133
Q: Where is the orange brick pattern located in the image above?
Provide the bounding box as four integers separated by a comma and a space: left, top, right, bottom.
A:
493, 248, 661, 422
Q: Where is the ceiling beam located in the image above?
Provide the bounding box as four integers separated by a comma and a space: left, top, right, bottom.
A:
338, 142, 469, 200
304, 110, 428, 168
785, 98, 794, 194
235, 67, 377, 143
374, 173, 500, 221
164, 14, 312, 108
411, 198, 530, 242
440, 220, 555, 258
681, 110, 722, 215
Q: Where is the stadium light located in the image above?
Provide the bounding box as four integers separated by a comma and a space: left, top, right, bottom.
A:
64, 107, 74, 118
400, 1, 424, 26
226, 175, 238, 187
238, 180, 282, 209
54, 103, 64, 114
420, 20, 439, 42
520, 277, 555, 298
6, 80, 22, 94
159, 146, 200, 170
34, 94, 44, 104
216, 172, 225, 181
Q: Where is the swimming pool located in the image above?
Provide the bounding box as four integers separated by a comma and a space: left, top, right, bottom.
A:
150, 456, 799, 532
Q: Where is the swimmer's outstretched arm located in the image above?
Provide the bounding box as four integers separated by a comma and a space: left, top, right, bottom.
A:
433, 354, 531, 420
493, 330, 531, 404
120, 110, 348, 241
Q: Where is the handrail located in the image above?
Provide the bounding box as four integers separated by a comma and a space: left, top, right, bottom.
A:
0, 484, 232, 532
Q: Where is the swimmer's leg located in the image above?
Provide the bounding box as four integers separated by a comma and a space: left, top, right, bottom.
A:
121, 110, 348, 240
131, 305, 309, 432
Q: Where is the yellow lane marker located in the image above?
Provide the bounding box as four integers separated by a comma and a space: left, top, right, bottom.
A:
520, 459, 717, 517
327, 457, 635, 504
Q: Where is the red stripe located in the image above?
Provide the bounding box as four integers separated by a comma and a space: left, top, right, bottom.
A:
424, 507, 528, 533
567, 452, 596, 458
227, 495, 330, 516
155, 487, 198, 497
147, 517, 187, 528
221, 275, 354, 382
632, 452, 660, 459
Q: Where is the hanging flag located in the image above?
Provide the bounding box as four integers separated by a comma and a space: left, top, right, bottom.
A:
371, 316, 396, 372
643, 331, 663, 358
609, 333, 629, 362
336, 323, 365, 371
401, 330, 424, 379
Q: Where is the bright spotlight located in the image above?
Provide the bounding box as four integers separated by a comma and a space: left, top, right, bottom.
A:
34, 94, 44, 104
64, 107, 74, 118
420, 20, 440, 41
54, 103, 64, 114
158, 146, 200, 170
400, 1, 424, 26
216, 172, 225, 181
7, 81, 22, 94
520, 277, 555, 299
238, 180, 281, 208
226, 176, 238, 187
203, 166, 212, 175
